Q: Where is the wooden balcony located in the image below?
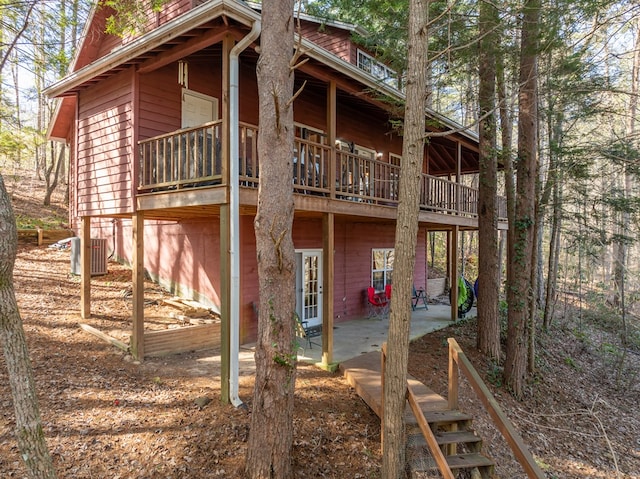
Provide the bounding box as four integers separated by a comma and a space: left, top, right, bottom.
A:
138, 122, 507, 221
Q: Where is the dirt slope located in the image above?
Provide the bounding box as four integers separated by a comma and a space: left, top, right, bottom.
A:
1, 173, 638, 478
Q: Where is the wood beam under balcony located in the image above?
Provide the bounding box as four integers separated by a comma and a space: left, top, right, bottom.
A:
137, 186, 227, 211
138, 27, 242, 74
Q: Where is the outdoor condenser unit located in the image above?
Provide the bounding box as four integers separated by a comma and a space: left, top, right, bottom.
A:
70, 238, 108, 276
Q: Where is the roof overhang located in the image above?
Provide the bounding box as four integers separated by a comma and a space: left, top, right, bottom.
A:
43, 0, 256, 98
45, 0, 478, 147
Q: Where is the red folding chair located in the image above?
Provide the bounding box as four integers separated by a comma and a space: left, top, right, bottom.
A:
367, 286, 389, 320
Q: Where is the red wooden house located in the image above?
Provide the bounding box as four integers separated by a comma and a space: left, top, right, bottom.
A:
46, 0, 506, 374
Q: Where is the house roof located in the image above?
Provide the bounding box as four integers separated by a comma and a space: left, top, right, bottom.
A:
244, 1, 370, 37
46, 0, 479, 148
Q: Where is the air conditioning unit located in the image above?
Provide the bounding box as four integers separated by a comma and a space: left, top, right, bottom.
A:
71, 238, 108, 276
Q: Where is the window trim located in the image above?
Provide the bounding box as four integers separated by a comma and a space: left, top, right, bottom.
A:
357, 49, 398, 89
371, 248, 394, 293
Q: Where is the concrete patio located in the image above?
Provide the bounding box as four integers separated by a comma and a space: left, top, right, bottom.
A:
295, 303, 471, 365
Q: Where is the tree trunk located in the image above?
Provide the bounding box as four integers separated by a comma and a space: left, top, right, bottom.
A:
0, 174, 57, 479
543, 177, 562, 330
244, 1, 297, 478
542, 110, 564, 330
382, 1, 428, 477
615, 18, 639, 368
504, 0, 540, 398
476, 0, 500, 360
496, 39, 515, 318
44, 143, 65, 206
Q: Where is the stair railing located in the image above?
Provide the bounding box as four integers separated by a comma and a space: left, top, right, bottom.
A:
381, 343, 456, 479
447, 338, 545, 478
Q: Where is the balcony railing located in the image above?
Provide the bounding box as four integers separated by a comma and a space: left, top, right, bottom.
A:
139, 120, 223, 190
139, 122, 507, 220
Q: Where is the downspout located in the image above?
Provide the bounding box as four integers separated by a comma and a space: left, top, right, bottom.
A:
229, 20, 261, 407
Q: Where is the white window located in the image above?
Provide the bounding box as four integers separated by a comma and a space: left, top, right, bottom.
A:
357, 49, 398, 89
295, 123, 326, 144
337, 140, 376, 159
182, 88, 218, 128
372, 248, 394, 292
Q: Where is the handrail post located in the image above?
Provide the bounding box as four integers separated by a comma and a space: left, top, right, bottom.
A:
447, 339, 459, 456
448, 339, 459, 411
447, 337, 546, 478
380, 342, 386, 446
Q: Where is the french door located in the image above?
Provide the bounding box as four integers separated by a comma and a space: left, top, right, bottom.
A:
295, 250, 323, 328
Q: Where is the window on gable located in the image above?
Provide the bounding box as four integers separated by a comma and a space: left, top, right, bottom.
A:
357, 49, 398, 89
372, 248, 394, 292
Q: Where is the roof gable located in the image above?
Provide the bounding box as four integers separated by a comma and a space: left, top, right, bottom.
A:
46, 0, 478, 146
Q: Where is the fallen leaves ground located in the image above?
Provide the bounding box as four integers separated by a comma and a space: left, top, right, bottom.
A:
1, 245, 382, 478
410, 313, 640, 478
1, 175, 639, 478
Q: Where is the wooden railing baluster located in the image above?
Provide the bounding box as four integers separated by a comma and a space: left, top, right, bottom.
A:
137, 121, 506, 220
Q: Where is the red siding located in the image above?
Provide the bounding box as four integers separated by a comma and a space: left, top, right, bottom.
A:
88, 213, 430, 344
76, 69, 134, 217
156, 0, 193, 25
293, 82, 328, 132
138, 59, 224, 139
239, 59, 259, 125
300, 20, 352, 63
95, 0, 194, 59
138, 65, 182, 139
337, 99, 404, 158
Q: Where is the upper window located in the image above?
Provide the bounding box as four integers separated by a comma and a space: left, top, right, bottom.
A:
357, 49, 398, 89
372, 248, 394, 292
295, 123, 327, 144
337, 140, 376, 160
182, 88, 218, 128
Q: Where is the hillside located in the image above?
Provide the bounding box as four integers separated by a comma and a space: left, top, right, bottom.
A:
1, 171, 638, 478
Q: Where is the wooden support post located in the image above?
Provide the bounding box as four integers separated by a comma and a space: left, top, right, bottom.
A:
322, 212, 335, 367
218, 34, 233, 404
450, 226, 459, 322
131, 212, 145, 360
80, 216, 91, 319
448, 340, 459, 410
380, 342, 386, 447
221, 34, 232, 185
447, 338, 459, 455
220, 204, 231, 404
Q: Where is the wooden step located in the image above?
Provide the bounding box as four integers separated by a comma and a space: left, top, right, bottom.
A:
446, 452, 494, 470
407, 430, 482, 448
422, 409, 473, 426
434, 430, 483, 446
408, 452, 494, 476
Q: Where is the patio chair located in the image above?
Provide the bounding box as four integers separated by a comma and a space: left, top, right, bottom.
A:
294, 312, 322, 350
367, 286, 389, 320
412, 285, 429, 311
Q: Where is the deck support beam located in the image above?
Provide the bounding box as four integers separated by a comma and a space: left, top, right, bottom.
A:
80, 216, 91, 319
322, 212, 335, 367
131, 212, 145, 360
220, 205, 231, 403
449, 226, 459, 322
219, 34, 234, 404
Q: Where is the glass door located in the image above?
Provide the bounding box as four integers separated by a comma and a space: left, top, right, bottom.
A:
295, 250, 323, 327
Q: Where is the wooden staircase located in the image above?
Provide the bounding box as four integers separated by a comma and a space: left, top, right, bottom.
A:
406, 409, 494, 478
340, 339, 544, 478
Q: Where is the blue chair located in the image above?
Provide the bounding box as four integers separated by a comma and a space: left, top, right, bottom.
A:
412, 286, 429, 311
